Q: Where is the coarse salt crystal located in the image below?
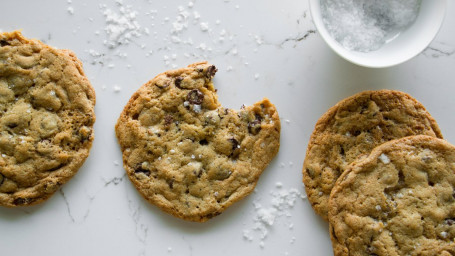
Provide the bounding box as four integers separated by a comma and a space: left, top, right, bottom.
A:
67, 6, 74, 15
375, 205, 382, 211
169, 149, 176, 154
379, 153, 390, 164
193, 104, 202, 113
200, 22, 209, 32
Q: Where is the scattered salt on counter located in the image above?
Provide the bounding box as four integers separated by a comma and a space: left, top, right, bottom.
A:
100, 2, 144, 49
320, 0, 421, 52
242, 186, 306, 248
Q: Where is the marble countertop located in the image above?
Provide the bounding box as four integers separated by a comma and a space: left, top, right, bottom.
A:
1, 1, 454, 255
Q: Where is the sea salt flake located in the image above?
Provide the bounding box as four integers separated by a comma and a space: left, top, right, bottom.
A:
67, 6, 74, 15
200, 22, 209, 32
193, 104, 202, 113
379, 153, 390, 164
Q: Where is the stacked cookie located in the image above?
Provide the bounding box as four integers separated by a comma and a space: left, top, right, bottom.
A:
303, 90, 455, 255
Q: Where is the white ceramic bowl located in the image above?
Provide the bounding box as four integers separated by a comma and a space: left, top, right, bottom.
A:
309, 0, 447, 68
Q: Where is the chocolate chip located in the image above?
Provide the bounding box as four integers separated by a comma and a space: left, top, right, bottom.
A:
174, 77, 184, 88
0, 173, 4, 186
132, 112, 139, 120
13, 197, 33, 205
445, 218, 455, 226
203, 211, 221, 219
134, 166, 151, 176
206, 65, 218, 78
7, 122, 18, 129
164, 115, 173, 126
199, 139, 209, 145
248, 114, 262, 135
168, 178, 175, 189
227, 138, 237, 149
228, 138, 240, 158
0, 40, 10, 47
352, 130, 361, 136
187, 89, 204, 105
340, 146, 345, 156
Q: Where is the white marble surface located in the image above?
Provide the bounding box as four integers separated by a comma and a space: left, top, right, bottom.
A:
1, 1, 454, 255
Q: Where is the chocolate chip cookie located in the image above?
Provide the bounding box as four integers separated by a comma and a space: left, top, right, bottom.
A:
329, 135, 455, 256
303, 90, 442, 220
115, 62, 280, 222
0, 31, 96, 207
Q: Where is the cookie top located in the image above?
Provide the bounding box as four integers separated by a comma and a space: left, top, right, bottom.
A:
303, 90, 443, 220
329, 135, 455, 256
0, 31, 96, 207
115, 62, 280, 222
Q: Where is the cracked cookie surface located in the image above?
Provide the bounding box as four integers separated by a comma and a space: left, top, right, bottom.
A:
0, 31, 96, 207
115, 62, 280, 222
303, 90, 442, 220
329, 135, 455, 256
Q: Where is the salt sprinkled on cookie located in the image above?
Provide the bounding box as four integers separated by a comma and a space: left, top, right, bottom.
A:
379, 153, 390, 164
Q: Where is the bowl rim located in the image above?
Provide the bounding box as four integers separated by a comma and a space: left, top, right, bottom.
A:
309, 0, 448, 68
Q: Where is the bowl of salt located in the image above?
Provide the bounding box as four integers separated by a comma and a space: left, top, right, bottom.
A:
309, 0, 447, 68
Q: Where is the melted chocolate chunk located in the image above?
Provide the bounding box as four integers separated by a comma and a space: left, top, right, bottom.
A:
134, 166, 151, 176
248, 114, 262, 135
0, 173, 4, 186
228, 138, 241, 158
6, 122, 18, 129
0, 40, 10, 47
228, 138, 239, 150
174, 77, 184, 88
199, 139, 209, 145
13, 197, 33, 205
187, 89, 204, 105
445, 218, 455, 226
206, 65, 218, 78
